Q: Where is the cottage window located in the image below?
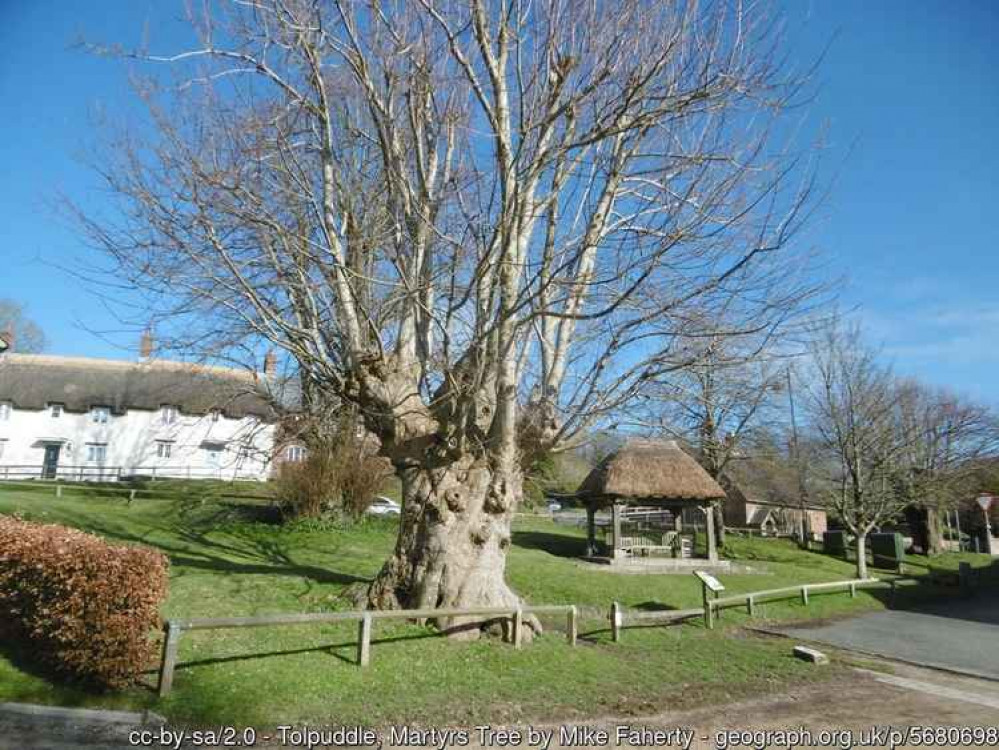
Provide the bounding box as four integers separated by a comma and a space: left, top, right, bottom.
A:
50, 403, 63, 418
161, 405, 179, 425
86, 443, 108, 462
284, 445, 307, 463
156, 441, 173, 459
0, 402, 9, 421
205, 444, 224, 465
91, 406, 110, 424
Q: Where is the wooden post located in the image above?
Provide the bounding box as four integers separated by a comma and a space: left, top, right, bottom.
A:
157, 622, 181, 697
959, 562, 972, 595
55, 485, 62, 498
746, 595, 755, 617
849, 582, 856, 598
704, 503, 718, 562
800, 586, 809, 606
567, 606, 577, 646
512, 607, 523, 649
357, 613, 372, 667
611, 504, 624, 560
705, 599, 714, 630
610, 601, 621, 642
585, 505, 597, 557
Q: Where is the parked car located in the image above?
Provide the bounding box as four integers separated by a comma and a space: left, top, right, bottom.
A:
547, 501, 562, 513
367, 496, 402, 516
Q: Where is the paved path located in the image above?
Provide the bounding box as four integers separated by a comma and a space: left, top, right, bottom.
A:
779, 595, 999, 680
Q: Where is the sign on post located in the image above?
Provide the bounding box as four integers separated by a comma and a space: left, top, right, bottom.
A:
694, 570, 724, 630
978, 494, 997, 557
694, 570, 725, 593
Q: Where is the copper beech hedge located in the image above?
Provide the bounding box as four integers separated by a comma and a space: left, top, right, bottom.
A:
0, 516, 169, 689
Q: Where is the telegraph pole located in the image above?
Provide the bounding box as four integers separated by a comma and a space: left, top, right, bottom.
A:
786, 365, 809, 547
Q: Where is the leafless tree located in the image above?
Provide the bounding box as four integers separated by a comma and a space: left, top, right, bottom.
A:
0, 299, 47, 353
625, 322, 792, 543
71, 0, 823, 633
893, 381, 999, 555
803, 322, 909, 578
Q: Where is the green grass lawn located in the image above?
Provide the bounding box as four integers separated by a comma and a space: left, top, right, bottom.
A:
0, 485, 992, 727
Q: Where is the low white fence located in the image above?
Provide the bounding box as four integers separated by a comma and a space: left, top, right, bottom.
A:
0, 464, 264, 482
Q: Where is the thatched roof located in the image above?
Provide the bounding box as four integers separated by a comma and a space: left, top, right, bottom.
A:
0, 354, 278, 420
577, 439, 725, 503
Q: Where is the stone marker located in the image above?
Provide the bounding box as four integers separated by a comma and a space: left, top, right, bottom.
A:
793, 645, 829, 665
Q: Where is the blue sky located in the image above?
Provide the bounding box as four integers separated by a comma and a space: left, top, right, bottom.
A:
1, 1, 997, 401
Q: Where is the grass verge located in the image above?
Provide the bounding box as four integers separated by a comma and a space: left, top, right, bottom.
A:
0, 486, 990, 726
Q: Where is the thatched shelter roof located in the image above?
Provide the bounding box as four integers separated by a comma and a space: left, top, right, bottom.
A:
577, 439, 726, 504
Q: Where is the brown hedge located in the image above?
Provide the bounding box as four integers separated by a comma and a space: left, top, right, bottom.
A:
0, 516, 169, 689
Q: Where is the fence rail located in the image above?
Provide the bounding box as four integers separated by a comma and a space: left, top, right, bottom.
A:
157, 603, 577, 697
0, 478, 275, 503
155, 561, 999, 698
609, 576, 889, 640
0, 464, 264, 482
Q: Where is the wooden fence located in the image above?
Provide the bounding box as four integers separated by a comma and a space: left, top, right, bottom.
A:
609, 577, 887, 640
0, 478, 275, 503
155, 566, 999, 698
0, 464, 263, 482
157, 603, 577, 697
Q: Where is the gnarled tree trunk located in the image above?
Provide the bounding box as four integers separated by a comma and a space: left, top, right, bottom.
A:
368, 452, 536, 639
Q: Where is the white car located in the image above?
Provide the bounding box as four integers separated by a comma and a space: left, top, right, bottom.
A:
367, 496, 402, 516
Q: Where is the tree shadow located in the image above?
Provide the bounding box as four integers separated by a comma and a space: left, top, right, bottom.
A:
512, 530, 587, 559
51, 509, 372, 587
632, 601, 680, 612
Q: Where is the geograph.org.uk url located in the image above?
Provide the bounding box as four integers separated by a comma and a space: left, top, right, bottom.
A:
713, 725, 999, 749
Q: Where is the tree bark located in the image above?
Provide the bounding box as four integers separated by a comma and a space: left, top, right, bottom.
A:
925, 507, 945, 555
904, 505, 945, 556
367, 452, 536, 640
713, 502, 726, 548
855, 532, 868, 580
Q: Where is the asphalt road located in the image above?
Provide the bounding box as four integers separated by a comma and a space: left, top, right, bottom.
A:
780, 594, 999, 680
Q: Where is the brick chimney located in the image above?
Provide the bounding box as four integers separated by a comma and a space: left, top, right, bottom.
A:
139, 329, 154, 361
263, 350, 277, 379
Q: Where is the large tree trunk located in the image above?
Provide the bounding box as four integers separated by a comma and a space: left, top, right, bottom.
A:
713, 502, 726, 548
904, 505, 946, 556
367, 451, 535, 639
925, 507, 945, 555
855, 532, 868, 580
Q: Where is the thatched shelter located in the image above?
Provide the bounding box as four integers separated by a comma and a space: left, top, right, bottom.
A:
577, 440, 726, 564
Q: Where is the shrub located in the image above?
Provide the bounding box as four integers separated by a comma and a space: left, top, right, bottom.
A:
0, 516, 169, 690
277, 437, 392, 521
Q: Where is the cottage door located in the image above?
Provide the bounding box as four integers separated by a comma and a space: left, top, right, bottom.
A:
42, 444, 61, 479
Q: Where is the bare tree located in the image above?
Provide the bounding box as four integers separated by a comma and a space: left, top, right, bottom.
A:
893, 381, 999, 555
0, 299, 47, 353
803, 322, 908, 578
72, 0, 822, 633
626, 323, 791, 543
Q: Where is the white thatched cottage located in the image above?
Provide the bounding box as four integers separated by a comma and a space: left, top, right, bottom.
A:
0, 348, 282, 482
